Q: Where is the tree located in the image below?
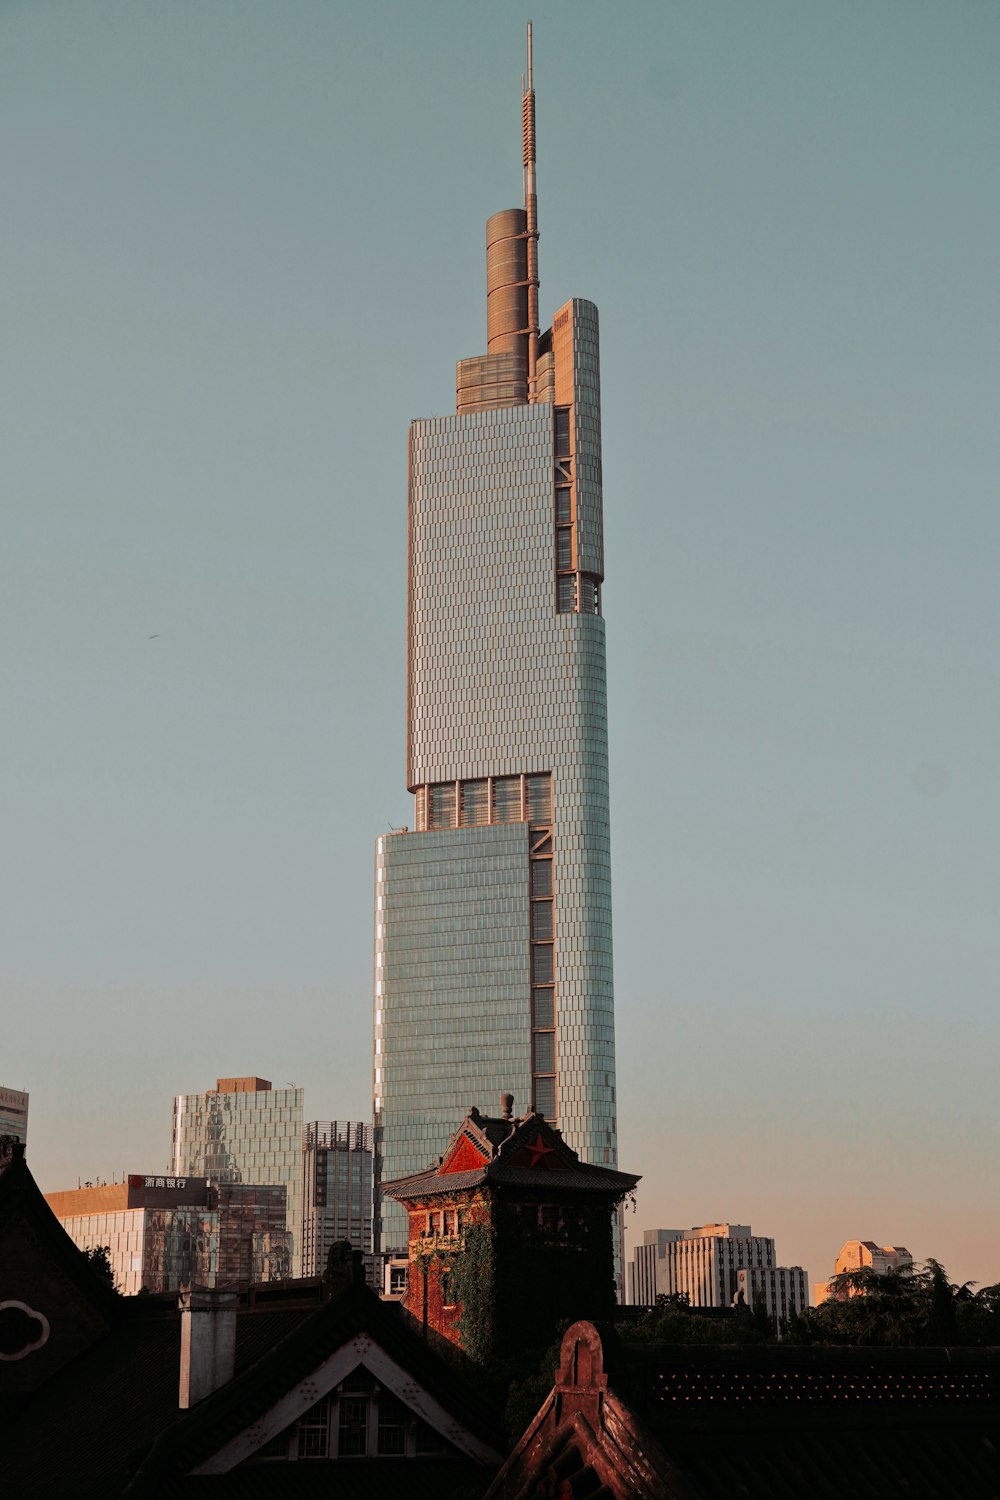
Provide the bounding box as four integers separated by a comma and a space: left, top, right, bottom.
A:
802, 1259, 997, 1347
81, 1245, 116, 1291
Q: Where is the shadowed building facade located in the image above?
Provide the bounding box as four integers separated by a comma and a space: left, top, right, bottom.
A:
373, 28, 617, 1253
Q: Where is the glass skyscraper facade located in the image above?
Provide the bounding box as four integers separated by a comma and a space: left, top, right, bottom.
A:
171, 1076, 304, 1277
374, 36, 617, 1252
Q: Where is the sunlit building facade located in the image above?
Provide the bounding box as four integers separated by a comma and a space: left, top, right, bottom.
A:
46, 1174, 290, 1295
814, 1238, 913, 1305
0, 1085, 29, 1145
171, 1076, 304, 1277
373, 32, 617, 1252
630, 1224, 809, 1313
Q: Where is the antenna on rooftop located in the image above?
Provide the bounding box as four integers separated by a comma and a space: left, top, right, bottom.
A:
523, 21, 539, 392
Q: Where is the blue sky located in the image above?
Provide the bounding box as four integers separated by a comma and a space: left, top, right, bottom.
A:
3, 0, 998, 1289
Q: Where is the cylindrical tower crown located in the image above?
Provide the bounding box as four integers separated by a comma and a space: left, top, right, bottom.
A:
486, 208, 528, 358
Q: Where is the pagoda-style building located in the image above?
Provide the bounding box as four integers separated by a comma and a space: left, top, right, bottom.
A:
382, 1095, 639, 1364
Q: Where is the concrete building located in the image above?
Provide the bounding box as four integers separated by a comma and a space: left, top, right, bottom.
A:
735, 1264, 810, 1323
301, 1119, 373, 1278
814, 1239, 914, 1305
46, 1173, 290, 1295
171, 1076, 304, 1277
630, 1224, 810, 1314
0, 1084, 29, 1144
373, 26, 617, 1255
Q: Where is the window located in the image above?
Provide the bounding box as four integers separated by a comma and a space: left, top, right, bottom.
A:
534, 1031, 556, 1073
556, 487, 572, 523
338, 1395, 368, 1457
531, 902, 553, 940
525, 773, 552, 824
556, 529, 573, 571
532, 945, 553, 985
580, 574, 601, 614
492, 776, 522, 822
377, 1391, 406, 1456
532, 988, 554, 1028
531, 859, 552, 898
557, 576, 576, 613
534, 1077, 556, 1119
459, 779, 488, 826
555, 407, 571, 455
427, 782, 456, 829
298, 1398, 330, 1458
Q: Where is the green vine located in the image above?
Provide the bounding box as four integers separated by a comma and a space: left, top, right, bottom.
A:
448, 1222, 496, 1363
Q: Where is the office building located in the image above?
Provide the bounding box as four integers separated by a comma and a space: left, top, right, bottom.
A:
814, 1238, 913, 1305
0, 1085, 29, 1145
735, 1264, 810, 1323
373, 26, 617, 1253
171, 1076, 304, 1277
630, 1224, 809, 1312
46, 1173, 289, 1295
301, 1119, 373, 1278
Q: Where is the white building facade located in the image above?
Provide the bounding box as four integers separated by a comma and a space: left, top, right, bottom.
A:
630, 1224, 810, 1315
0, 1085, 29, 1145
735, 1265, 811, 1322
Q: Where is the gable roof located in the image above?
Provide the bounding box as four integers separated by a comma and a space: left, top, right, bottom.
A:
384, 1107, 639, 1203
4, 1288, 320, 1498
0, 1141, 122, 1408
124, 1261, 502, 1492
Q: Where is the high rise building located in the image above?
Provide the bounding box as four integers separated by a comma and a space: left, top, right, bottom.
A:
0, 1085, 29, 1145
171, 1076, 304, 1277
373, 27, 617, 1253
301, 1120, 373, 1277
629, 1224, 810, 1313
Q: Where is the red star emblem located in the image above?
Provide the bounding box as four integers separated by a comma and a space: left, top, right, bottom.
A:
525, 1135, 556, 1168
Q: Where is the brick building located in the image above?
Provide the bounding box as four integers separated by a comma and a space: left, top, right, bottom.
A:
383, 1096, 638, 1362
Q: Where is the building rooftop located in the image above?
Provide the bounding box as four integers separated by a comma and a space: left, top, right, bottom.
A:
383, 1104, 639, 1205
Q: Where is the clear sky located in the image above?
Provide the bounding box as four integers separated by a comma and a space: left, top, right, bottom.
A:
3, 0, 998, 1292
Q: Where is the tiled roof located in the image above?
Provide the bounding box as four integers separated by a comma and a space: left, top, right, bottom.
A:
4, 1297, 316, 1499
627, 1338, 1000, 1498
388, 1164, 638, 1200
383, 1108, 638, 1203
485, 1322, 1000, 1500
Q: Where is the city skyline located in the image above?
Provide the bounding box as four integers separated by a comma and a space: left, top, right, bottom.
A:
4, 2, 998, 1290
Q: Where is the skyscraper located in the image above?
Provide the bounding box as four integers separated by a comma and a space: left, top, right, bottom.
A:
172, 1076, 304, 1277
301, 1119, 373, 1277
373, 28, 617, 1252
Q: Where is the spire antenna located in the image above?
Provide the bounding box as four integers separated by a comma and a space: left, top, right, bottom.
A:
522, 21, 539, 394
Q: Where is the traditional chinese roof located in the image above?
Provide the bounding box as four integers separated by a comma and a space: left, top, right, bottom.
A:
383, 1107, 639, 1204
486, 1321, 1000, 1500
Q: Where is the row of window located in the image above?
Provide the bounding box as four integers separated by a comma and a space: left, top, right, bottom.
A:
415, 772, 553, 831
422, 1207, 463, 1237
254, 1385, 445, 1462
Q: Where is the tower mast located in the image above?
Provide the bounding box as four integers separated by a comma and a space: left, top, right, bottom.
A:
523, 21, 539, 395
